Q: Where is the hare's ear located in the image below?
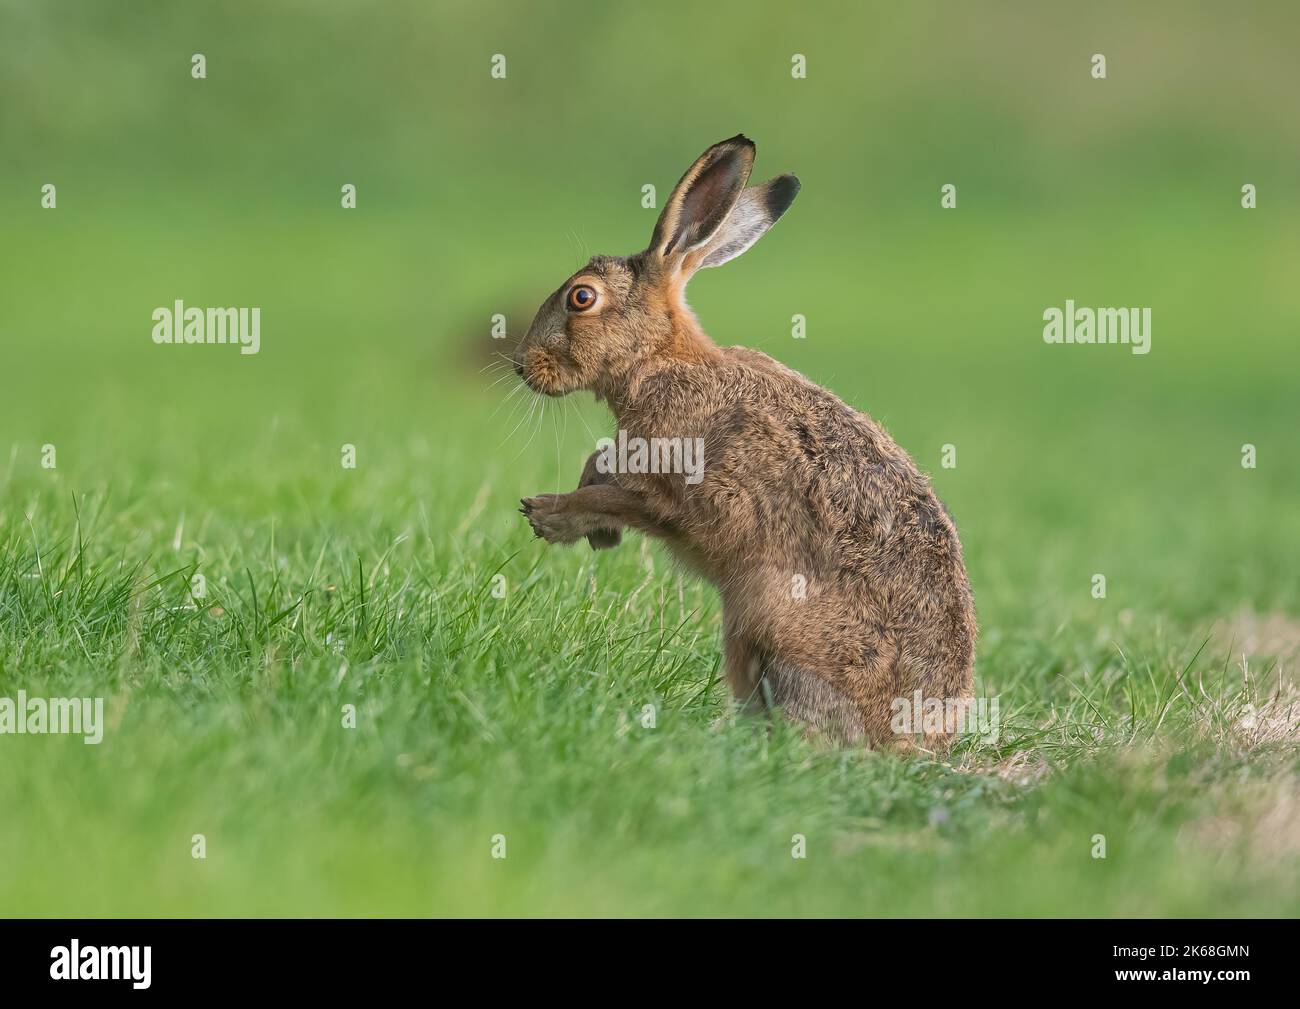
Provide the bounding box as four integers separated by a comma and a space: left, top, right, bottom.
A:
648, 135, 755, 263
696, 174, 800, 270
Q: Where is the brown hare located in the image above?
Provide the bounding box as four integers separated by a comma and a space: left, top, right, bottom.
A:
515, 135, 976, 748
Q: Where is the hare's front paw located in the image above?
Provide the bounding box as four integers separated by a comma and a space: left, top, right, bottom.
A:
520, 494, 583, 545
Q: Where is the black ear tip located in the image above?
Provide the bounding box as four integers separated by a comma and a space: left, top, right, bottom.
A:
766, 173, 801, 218
719, 133, 755, 151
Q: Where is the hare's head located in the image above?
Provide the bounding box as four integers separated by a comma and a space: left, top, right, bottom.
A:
514, 135, 799, 399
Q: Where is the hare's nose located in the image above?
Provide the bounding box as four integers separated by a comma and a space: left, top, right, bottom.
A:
514, 360, 524, 377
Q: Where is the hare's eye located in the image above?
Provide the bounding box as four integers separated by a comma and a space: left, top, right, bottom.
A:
567, 285, 598, 312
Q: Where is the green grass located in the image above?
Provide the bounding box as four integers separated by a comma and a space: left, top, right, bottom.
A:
1, 207, 1297, 916
2, 0, 1299, 917
0, 421, 1296, 916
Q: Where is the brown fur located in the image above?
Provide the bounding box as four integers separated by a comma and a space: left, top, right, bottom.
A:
515, 136, 976, 748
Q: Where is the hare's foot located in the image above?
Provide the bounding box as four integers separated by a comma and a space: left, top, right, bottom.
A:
520, 494, 585, 545
520, 485, 668, 546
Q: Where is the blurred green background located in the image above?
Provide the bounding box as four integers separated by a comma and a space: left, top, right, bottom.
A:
1, 1, 1297, 917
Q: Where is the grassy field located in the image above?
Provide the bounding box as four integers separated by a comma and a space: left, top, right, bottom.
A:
1, 2, 1298, 916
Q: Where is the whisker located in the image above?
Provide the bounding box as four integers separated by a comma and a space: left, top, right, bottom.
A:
571, 395, 602, 446
483, 369, 519, 395
494, 384, 532, 435
513, 395, 547, 463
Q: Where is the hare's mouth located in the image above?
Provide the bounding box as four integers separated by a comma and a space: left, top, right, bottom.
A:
520, 370, 564, 398
527, 381, 564, 398
518, 352, 568, 397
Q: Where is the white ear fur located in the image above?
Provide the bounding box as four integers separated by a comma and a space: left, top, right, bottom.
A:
698, 175, 800, 270
649, 136, 755, 261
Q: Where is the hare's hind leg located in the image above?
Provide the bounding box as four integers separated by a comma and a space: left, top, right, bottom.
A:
723, 627, 768, 716
762, 658, 865, 745
722, 619, 865, 743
